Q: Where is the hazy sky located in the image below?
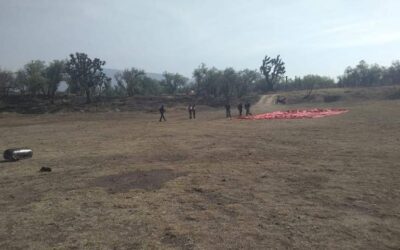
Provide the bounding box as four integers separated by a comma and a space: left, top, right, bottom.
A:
1, 0, 399, 78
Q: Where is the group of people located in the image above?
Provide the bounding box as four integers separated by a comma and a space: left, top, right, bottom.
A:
158, 101, 252, 122
225, 102, 252, 118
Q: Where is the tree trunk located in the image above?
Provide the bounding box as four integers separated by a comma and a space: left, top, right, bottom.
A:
266, 81, 274, 92
50, 91, 55, 104
85, 89, 91, 103
303, 85, 314, 99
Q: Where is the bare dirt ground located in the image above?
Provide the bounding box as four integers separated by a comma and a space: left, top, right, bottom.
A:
0, 96, 399, 249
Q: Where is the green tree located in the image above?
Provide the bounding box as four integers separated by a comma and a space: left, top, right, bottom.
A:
14, 69, 28, 94
302, 75, 335, 88
161, 72, 188, 94
301, 75, 335, 98
193, 64, 260, 101
338, 60, 385, 87
193, 64, 221, 98
260, 55, 286, 92
193, 63, 208, 96
355, 60, 369, 86
66, 53, 110, 103
237, 69, 262, 97
24, 60, 47, 95
0, 68, 15, 96
114, 68, 146, 96
45, 60, 66, 103
386, 61, 400, 85
141, 76, 162, 95
219, 68, 238, 101
278, 75, 335, 91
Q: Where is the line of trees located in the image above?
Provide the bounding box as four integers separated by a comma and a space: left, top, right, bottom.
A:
0, 53, 191, 103
1, 53, 400, 104
277, 75, 336, 91
193, 64, 263, 102
0, 60, 66, 103
0, 52, 271, 103
112, 69, 190, 97
338, 60, 400, 87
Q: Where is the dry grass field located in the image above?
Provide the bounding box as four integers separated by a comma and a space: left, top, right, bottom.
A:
0, 91, 399, 249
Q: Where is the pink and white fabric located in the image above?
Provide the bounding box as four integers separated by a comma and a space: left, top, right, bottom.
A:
239, 108, 348, 120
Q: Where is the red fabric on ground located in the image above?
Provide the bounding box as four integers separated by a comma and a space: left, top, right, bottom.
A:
239, 108, 348, 120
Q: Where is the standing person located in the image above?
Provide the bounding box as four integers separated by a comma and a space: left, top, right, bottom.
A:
192, 104, 196, 119
188, 104, 193, 119
245, 101, 252, 116
225, 103, 231, 118
159, 104, 166, 122
237, 102, 243, 116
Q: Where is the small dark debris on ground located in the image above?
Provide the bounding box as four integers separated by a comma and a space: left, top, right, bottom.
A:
192, 187, 204, 193
39, 167, 52, 172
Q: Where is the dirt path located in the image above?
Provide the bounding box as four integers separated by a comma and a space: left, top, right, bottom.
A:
253, 94, 277, 112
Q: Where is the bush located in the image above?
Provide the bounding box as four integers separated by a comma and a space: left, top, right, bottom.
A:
387, 89, 400, 100
323, 95, 341, 103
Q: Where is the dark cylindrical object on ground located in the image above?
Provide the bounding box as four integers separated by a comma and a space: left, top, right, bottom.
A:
3, 148, 33, 161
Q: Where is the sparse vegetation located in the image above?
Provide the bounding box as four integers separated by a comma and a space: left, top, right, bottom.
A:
0, 68, 14, 96
1, 93, 399, 249
2, 54, 400, 111
260, 55, 286, 92
277, 75, 336, 92
160, 72, 189, 95
193, 63, 262, 103
2, 0, 400, 248
65, 53, 111, 103
2, 55, 400, 249
338, 60, 400, 87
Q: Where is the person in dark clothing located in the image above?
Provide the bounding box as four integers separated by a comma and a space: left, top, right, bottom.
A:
159, 104, 166, 122
188, 104, 193, 119
192, 104, 196, 119
244, 102, 252, 116
237, 103, 243, 116
225, 103, 231, 118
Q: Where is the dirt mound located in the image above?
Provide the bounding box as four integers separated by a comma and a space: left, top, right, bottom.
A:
93, 169, 186, 193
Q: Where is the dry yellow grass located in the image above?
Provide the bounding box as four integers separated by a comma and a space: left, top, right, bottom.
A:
0, 96, 399, 249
